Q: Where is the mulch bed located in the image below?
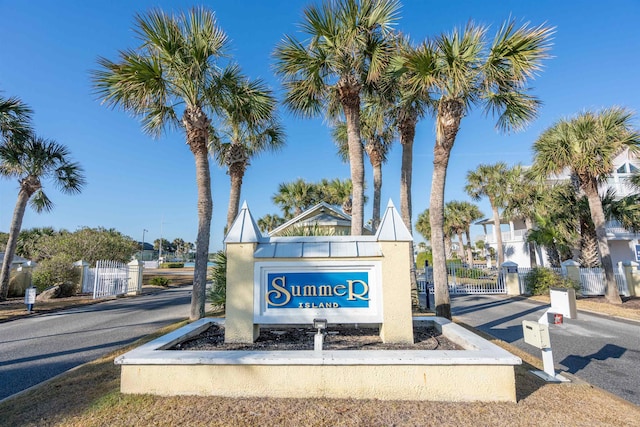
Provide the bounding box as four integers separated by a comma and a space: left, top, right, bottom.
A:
172, 324, 463, 351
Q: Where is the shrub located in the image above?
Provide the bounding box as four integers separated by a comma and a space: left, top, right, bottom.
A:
32, 255, 80, 294
523, 267, 580, 295
207, 251, 226, 307
160, 262, 184, 269
454, 267, 485, 278
416, 251, 432, 269
149, 277, 170, 287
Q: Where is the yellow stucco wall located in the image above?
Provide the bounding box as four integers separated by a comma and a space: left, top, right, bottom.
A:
378, 241, 414, 343
224, 243, 259, 343
120, 363, 517, 402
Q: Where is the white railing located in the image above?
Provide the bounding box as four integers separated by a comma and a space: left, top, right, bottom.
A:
579, 267, 629, 297
417, 266, 506, 294
92, 260, 130, 298
483, 228, 528, 244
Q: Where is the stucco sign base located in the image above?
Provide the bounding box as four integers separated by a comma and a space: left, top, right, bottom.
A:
116, 317, 521, 402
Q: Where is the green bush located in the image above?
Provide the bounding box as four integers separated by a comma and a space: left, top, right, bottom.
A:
207, 251, 226, 307
454, 267, 485, 278
32, 255, 80, 295
149, 277, 170, 287
416, 252, 432, 269
160, 262, 184, 269
523, 267, 580, 296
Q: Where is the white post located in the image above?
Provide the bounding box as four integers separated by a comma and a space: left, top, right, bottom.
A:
127, 259, 144, 295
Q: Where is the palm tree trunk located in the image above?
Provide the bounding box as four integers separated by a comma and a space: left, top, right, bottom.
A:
0, 187, 31, 300
456, 232, 465, 261
341, 88, 364, 236
524, 217, 537, 268
491, 201, 504, 267
584, 178, 621, 304
184, 107, 213, 320
430, 100, 462, 320
464, 229, 474, 266
399, 114, 419, 308
372, 161, 382, 231
226, 167, 245, 232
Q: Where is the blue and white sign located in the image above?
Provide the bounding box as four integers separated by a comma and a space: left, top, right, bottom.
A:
635, 244, 640, 262
255, 261, 382, 324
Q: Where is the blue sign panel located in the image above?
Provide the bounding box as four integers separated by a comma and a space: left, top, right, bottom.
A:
636, 245, 640, 261
266, 271, 370, 309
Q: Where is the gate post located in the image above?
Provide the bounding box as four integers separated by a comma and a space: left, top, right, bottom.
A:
73, 260, 90, 293
623, 261, 640, 297
561, 260, 581, 288
127, 259, 144, 295
501, 262, 520, 295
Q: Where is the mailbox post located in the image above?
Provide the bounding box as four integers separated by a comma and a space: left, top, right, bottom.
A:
24, 286, 36, 313
522, 320, 569, 382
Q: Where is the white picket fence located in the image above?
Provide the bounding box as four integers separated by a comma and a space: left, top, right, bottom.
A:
516, 265, 629, 296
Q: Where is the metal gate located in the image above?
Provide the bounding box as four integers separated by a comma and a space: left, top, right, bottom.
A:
417, 266, 506, 295
92, 260, 130, 298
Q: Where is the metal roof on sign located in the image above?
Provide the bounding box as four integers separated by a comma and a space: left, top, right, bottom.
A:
254, 241, 382, 258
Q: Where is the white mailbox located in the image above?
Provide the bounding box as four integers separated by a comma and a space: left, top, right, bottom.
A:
522, 320, 550, 349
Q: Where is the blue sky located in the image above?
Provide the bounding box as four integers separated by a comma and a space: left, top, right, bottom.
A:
1, 1, 639, 252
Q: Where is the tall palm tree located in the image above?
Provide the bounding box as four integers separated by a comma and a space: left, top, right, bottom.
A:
0, 135, 85, 300
273, 0, 399, 235
444, 202, 467, 261
92, 8, 229, 320
532, 107, 640, 304
210, 66, 285, 232
446, 200, 483, 266
332, 100, 395, 229
465, 162, 512, 267
398, 21, 552, 318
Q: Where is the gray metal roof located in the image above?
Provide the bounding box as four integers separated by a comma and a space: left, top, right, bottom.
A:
375, 200, 413, 241
254, 240, 382, 258
224, 201, 264, 243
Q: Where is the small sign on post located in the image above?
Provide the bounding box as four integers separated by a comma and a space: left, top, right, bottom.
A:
25, 286, 36, 313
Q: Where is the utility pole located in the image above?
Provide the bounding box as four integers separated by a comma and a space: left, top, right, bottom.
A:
141, 229, 148, 261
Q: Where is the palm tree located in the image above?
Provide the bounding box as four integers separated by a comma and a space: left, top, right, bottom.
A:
332, 100, 395, 229
446, 201, 483, 266
465, 162, 512, 267
257, 214, 285, 233
272, 178, 319, 218
0, 135, 85, 300
273, 0, 399, 235
318, 178, 358, 215
531, 108, 640, 304
92, 8, 229, 320
502, 166, 546, 267
398, 21, 552, 318
209, 66, 285, 232
0, 95, 32, 141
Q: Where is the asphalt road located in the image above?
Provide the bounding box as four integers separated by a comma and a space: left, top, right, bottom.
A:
451, 294, 640, 406
0, 286, 192, 401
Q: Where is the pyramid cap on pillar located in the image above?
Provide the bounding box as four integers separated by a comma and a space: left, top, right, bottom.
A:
224, 201, 264, 243
375, 199, 413, 242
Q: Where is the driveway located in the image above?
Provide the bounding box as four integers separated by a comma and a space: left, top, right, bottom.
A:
451, 294, 640, 406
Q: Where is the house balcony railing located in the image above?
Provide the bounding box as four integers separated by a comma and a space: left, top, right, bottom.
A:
605, 220, 640, 239
483, 228, 528, 244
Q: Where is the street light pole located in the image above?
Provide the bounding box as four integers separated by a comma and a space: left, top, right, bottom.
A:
141, 229, 148, 261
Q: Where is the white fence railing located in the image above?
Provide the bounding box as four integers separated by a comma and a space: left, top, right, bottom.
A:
418, 265, 630, 297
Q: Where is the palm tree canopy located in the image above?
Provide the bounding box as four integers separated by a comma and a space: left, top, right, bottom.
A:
92, 7, 229, 137
0, 95, 32, 141
209, 66, 285, 168
0, 135, 85, 212
465, 162, 511, 204
532, 107, 640, 183
398, 21, 553, 134
273, 0, 400, 118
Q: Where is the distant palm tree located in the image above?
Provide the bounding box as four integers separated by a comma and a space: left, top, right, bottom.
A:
532, 107, 640, 304
332, 100, 394, 228
0, 135, 85, 300
465, 162, 512, 267
257, 214, 285, 233
273, 0, 399, 235
272, 178, 319, 218
92, 8, 229, 320
502, 166, 545, 268
398, 21, 552, 318
318, 178, 358, 215
209, 66, 285, 231
446, 201, 483, 266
